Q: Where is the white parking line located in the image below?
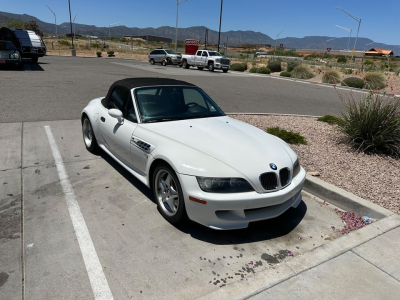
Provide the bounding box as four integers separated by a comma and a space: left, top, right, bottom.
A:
44, 126, 114, 300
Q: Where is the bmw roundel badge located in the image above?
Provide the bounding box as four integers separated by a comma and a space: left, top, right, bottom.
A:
270, 163, 277, 170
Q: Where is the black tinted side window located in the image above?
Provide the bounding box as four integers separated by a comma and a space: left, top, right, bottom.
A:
150, 50, 156, 54
108, 86, 129, 110
196, 51, 202, 56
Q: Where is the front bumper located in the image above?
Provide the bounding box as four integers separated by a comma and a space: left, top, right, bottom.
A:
214, 63, 230, 70
178, 167, 306, 230
0, 58, 22, 65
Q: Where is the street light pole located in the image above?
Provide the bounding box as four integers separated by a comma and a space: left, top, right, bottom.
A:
217, 0, 223, 53
175, 0, 188, 53
362, 41, 375, 70
274, 30, 283, 58
333, 25, 352, 50
336, 7, 361, 61
45, 5, 58, 42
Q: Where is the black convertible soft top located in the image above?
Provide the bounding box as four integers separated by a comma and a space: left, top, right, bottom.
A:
102, 77, 195, 107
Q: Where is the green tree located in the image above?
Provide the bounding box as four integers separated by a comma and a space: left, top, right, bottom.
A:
4, 19, 25, 29
23, 21, 44, 38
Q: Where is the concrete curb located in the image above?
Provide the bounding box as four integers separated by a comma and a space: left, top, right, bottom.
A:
303, 175, 393, 219
196, 177, 399, 300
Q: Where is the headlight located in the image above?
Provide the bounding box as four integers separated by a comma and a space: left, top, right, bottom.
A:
10, 52, 20, 59
215, 58, 220, 63
196, 177, 254, 193
293, 159, 300, 178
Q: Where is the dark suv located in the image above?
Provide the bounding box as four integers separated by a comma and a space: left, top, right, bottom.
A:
148, 49, 182, 65
0, 27, 46, 63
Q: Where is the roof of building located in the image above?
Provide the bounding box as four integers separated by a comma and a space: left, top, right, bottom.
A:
365, 48, 394, 55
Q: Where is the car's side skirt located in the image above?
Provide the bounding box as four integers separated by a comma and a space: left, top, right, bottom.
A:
99, 144, 150, 187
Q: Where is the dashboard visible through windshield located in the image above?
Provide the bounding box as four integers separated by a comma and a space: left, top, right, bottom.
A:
134, 86, 225, 123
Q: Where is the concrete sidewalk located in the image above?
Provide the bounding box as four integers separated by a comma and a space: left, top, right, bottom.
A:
199, 214, 400, 300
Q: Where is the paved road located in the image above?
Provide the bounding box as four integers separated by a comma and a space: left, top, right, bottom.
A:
0, 55, 355, 123
0, 120, 345, 299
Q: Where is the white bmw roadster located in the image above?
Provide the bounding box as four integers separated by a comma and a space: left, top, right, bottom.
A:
81, 78, 306, 230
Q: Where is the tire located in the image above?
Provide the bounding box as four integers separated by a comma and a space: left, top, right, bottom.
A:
223, 69, 228, 73
82, 116, 98, 153
182, 60, 189, 69
208, 62, 214, 72
161, 60, 167, 66
16, 63, 24, 70
167, 57, 172, 65
197, 67, 204, 70
153, 163, 187, 224
150, 59, 155, 65
31, 56, 38, 63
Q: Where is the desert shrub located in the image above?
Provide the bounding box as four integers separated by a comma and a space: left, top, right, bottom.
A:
96, 51, 102, 57
266, 127, 307, 145
249, 67, 257, 73
256, 67, 271, 74
291, 64, 314, 79
107, 50, 115, 57
337, 56, 347, 63
304, 53, 321, 60
341, 68, 353, 75
342, 77, 364, 89
339, 92, 400, 157
267, 61, 282, 72
287, 61, 300, 72
364, 72, 386, 90
322, 69, 341, 84
59, 40, 71, 46
317, 115, 344, 125
280, 71, 291, 77
364, 60, 374, 66
231, 63, 247, 72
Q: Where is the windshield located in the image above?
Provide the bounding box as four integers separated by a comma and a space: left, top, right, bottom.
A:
134, 86, 225, 123
165, 50, 177, 54
208, 51, 222, 57
0, 41, 16, 50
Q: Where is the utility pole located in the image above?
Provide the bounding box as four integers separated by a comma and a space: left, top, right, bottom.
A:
175, 0, 188, 53
68, 0, 75, 56
217, 0, 224, 52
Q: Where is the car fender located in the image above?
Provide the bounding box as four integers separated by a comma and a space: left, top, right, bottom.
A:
81, 97, 103, 142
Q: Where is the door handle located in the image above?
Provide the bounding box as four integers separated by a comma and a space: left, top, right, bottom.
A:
100, 116, 106, 122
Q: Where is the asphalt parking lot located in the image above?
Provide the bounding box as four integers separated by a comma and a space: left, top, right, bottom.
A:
0, 119, 348, 299
0, 55, 356, 123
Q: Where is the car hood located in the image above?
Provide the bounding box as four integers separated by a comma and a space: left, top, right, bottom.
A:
141, 116, 297, 190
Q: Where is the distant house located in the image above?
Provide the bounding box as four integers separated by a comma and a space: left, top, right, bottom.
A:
123, 35, 172, 43
365, 48, 394, 56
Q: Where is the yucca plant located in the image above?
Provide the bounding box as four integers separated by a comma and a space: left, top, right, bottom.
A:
339, 91, 400, 157
364, 72, 386, 90
291, 64, 314, 79
322, 69, 341, 84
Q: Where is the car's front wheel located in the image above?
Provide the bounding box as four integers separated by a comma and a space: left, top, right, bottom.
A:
82, 116, 98, 153
208, 62, 214, 72
153, 163, 187, 224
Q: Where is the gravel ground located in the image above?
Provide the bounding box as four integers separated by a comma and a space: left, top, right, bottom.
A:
231, 114, 400, 214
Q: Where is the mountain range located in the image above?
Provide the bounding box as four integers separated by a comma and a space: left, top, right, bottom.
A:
1, 11, 399, 55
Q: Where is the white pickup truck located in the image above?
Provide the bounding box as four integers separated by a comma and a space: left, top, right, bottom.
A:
181, 50, 231, 72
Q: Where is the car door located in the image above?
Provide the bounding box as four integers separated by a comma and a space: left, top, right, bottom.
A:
201, 51, 208, 66
99, 86, 138, 165
194, 50, 202, 66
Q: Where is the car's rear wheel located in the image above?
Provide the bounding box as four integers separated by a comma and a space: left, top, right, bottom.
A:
182, 60, 189, 69
153, 163, 187, 224
161, 60, 167, 66
82, 116, 98, 153
197, 67, 204, 70
150, 59, 155, 65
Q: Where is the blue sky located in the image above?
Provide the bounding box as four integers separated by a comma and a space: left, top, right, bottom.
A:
4, 0, 400, 45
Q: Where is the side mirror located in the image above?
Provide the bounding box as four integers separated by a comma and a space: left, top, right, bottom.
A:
109, 108, 124, 124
